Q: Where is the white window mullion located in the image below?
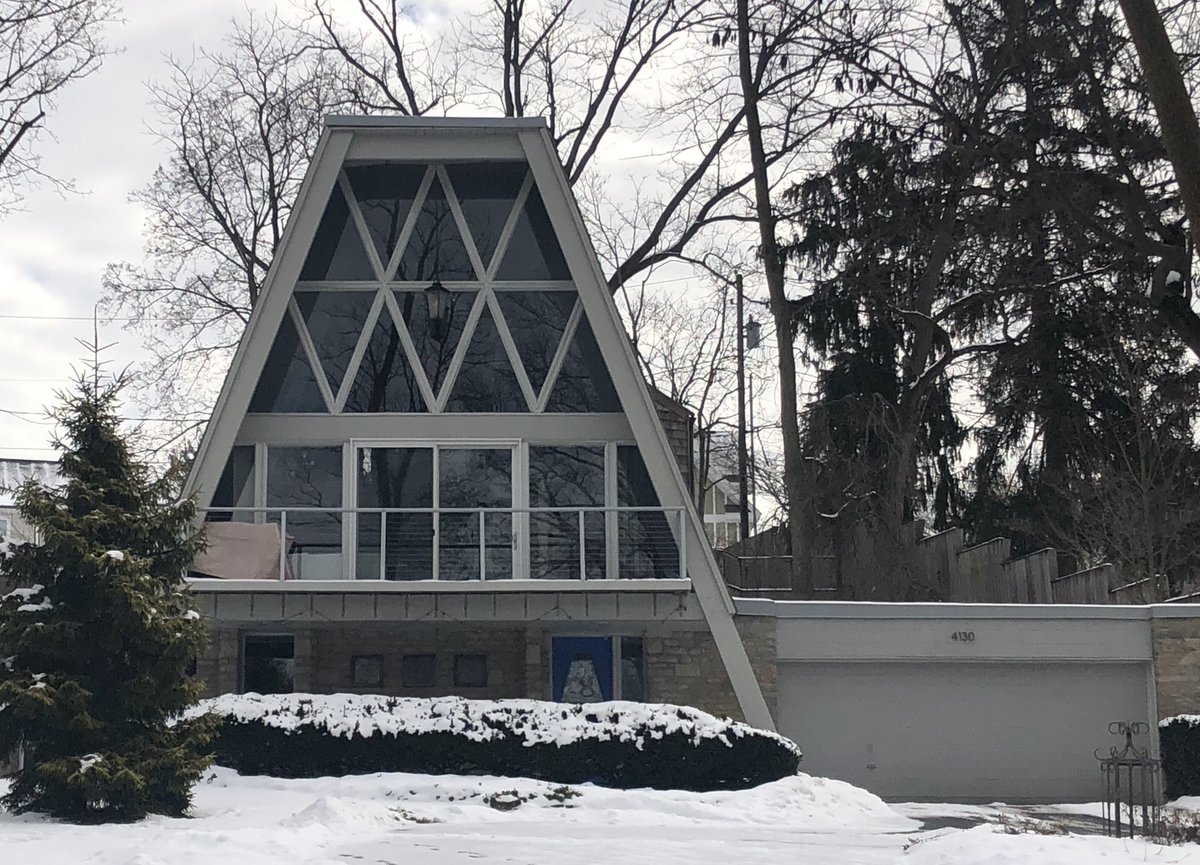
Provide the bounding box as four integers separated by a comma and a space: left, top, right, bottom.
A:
486, 172, 534, 282
486, 289, 539, 411
338, 171, 387, 281
333, 288, 388, 412
383, 166, 435, 281
288, 299, 338, 413
431, 444, 440, 581
382, 289, 438, 411
433, 289, 488, 412
254, 442, 268, 525
534, 299, 583, 412
436, 164, 488, 284
342, 442, 355, 580
605, 442, 619, 580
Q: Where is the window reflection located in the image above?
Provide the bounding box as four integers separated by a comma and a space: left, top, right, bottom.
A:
545, 316, 621, 412
445, 162, 527, 273
294, 291, 376, 397
345, 164, 425, 265
495, 292, 575, 396
249, 312, 327, 413
444, 304, 528, 412
529, 445, 606, 579
343, 309, 427, 412
300, 186, 374, 281
397, 175, 475, 281
393, 289, 474, 399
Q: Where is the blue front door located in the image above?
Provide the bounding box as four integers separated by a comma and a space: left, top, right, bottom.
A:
551, 637, 613, 702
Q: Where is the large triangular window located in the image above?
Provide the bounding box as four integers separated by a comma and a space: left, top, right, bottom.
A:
249, 310, 328, 412
544, 310, 621, 412
343, 304, 427, 413
391, 289, 474, 401
444, 302, 528, 412
346, 164, 425, 267
446, 162, 526, 274
495, 291, 575, 397
301, 184, 375, 281
495, 186, 569, 281
396, 173, 475, 282
294, 291, 377, 399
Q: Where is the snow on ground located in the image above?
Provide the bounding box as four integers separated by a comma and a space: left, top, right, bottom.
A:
3, 769, 1200, 865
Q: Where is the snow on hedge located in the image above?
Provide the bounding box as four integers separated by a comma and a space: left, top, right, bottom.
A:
1161, 714, 1200, 728
188, 693, 800, 754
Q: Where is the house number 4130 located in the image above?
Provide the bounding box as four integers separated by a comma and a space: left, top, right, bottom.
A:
950, 631, 976, 642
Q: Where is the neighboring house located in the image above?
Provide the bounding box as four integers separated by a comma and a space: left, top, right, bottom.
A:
183, 116, 772, 729
0, 458, 60, 545
700, 448, 756, 551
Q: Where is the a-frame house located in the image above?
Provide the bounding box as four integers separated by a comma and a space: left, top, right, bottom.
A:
184, 116, 772, 729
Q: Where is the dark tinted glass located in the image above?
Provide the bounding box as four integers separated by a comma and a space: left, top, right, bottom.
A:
445, 162, 527, 272
397, 174, 475, 281
495, 291, 575, 395
444, 304, 528, 412
495, 186, 569, 280
249, 313, 327, 413
294, 291, 376, 397
344, 308, 427, 412
401, 653, 436, 688
345, 163, 425, 265
300, 185, 374, 281
393, 289, 475, 399
544, 316, 620, 412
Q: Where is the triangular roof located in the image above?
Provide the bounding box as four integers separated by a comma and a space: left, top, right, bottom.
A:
184, 116, 772, 730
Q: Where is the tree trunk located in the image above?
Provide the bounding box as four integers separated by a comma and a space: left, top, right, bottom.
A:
735, 0, 813, 592
1117, 0, 1200, 260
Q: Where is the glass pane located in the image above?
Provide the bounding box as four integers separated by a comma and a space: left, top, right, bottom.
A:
393, 289, 474, 399
617, 446, 678, 579
249, 312, 327, 413
444, 304, 528, 412
445, 162, 527, 272
397, 174, 475, 281
300, 184, 375, 281
243, 636, 294, 694
343, 307, 427, 412
495, 186, 569, 280
345, 163, 425, 264
439, 448, 512, 581
619, 637, 645, 701
544, 315, 620, 412
495, 291, 576, 396
294, 291, 377, 397
267, 447, 343, 580
357, 447, 433, 581
529, 445, 605, 580
209, 445, 255, 522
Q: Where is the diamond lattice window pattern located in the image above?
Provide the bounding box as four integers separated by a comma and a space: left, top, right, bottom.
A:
250, 161, 619, 414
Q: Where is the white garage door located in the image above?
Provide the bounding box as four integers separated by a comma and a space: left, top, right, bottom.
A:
777, 660, 1152, 803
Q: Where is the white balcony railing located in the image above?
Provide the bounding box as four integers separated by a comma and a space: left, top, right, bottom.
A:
192, 506, 687, 583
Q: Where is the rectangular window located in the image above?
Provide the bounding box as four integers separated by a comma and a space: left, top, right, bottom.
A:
401, 653, 437, 688
209, 445, 255, 522
453, 654, 488, 688
0, 516, 8, 537
616, 446, 679, 579
551, 636, 646, 702
528, 445, 605, 580
242, 635, 294, 694
267, 446, 343, 580
351, 654, 384, 688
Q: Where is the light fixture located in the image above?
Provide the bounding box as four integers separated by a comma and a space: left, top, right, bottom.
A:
426, 280, 451, 342
745, 316, 762, 350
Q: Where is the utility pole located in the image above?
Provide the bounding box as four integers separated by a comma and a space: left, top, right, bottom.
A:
736, 274, 750, 541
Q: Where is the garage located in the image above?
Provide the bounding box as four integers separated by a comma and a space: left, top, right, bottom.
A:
739, 599, 1157, 803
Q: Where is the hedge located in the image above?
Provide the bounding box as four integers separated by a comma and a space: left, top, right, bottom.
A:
188, 694, 801, 792
1160, 715, 1200, 798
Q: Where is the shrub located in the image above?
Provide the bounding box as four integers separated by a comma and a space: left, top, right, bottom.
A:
1160, 715, 1200, 799
190, 694, 801, 792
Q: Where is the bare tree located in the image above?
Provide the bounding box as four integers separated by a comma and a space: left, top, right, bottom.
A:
101, 14, 358, 440
0, 0, 117, 212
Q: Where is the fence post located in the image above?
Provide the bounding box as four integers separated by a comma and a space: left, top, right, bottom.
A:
279, 510, 287, 581
678, 508, 687, 580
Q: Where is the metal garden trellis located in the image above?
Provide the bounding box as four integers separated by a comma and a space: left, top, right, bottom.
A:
1097, 720, 1162, 838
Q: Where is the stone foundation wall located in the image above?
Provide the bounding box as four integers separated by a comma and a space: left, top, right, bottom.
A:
1153, 617, 1200, 718
193, 616, 779, 726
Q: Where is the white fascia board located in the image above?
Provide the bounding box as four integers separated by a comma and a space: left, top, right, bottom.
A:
188, 578, 691, 593
516, 127, 773, 731
327, 116, 548, 130
735, 597, 1155, 621
185, 130, 354, 506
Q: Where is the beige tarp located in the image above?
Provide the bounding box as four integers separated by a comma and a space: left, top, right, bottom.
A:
192, 522, 292, 580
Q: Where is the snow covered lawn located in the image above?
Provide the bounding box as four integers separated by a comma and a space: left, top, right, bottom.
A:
3, 768, 1199, 865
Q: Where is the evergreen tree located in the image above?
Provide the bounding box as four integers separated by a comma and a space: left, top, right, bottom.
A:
0, 369, 213, 822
